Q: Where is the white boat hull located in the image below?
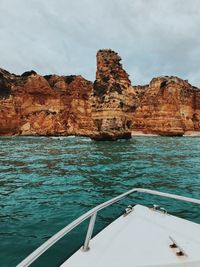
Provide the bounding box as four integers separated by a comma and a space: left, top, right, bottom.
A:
61, 205, 200, 267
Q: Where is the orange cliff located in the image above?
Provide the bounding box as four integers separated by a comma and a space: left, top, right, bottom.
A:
132, 77, 200, 136
0, 69, 95, 136
0, 49, 200, 139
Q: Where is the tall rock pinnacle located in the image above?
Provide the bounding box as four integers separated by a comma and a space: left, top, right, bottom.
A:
91, 49, 136, 140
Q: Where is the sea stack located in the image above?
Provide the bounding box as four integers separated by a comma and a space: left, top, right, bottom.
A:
91, 49, 136, 140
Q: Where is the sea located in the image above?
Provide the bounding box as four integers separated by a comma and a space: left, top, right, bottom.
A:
0, 136, 200, 267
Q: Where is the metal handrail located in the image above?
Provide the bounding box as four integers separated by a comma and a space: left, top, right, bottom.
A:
17, 188, 200, 267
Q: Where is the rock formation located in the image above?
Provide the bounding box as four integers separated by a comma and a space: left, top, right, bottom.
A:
0, 68, 95, 136
132, 76, 200, 135
0, 49, 200, 139
91, 49, 136, 140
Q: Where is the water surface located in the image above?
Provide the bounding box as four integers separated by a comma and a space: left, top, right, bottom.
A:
0, 136, 200, 267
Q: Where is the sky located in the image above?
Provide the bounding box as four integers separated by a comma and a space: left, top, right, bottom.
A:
0, 0, 200, 86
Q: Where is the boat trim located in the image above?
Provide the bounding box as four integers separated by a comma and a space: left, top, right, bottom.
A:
17, 188, 200, 267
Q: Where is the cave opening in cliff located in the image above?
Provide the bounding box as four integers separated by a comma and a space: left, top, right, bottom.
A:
0, 86, 11, 99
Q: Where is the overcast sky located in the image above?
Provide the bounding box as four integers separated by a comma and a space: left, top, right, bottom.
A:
0, 0, 200, 86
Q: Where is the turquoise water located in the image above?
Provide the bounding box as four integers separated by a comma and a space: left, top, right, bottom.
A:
0, 136, 200, 267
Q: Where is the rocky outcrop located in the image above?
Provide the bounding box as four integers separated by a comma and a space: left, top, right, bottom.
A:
0, 69, 20, 135
0, 50, 200, 139
132, 76, 200, 135
91, 49, 136, 140
0, 68, 95, 136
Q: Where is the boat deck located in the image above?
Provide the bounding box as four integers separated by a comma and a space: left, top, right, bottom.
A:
61, 205, 200, 267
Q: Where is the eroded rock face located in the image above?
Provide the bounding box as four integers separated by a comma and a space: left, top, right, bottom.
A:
0, 69, 20, 135
0, 68, 95, 136
132, 76, 200, 135
1, 50, 200, 139
91, 49, 136, 140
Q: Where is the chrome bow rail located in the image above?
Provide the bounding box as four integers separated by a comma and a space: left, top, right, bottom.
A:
17, 188, 200, 267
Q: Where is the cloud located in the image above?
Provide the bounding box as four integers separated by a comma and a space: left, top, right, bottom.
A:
0, 0, 200, 86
